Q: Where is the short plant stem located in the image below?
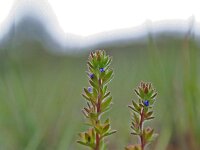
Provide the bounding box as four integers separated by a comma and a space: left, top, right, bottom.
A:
140, 107, 145, 150
95, 133, 100, 150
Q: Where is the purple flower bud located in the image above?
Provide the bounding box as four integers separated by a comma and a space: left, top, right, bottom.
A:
100, 68, 105, 72
89, 73, 94, 79
88, 87, 93, 93
143, 100, 149, 107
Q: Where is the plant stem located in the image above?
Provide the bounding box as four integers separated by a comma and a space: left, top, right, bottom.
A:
140, 107, 145, 150
95, 133, 100, 150
95, 80, 102, 150
95, 101, 100, 150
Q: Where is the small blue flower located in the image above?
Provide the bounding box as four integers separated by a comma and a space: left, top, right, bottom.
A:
143, 100, 149, 107
88, 87, 93, 93
100, 68, 105, 72
89, 73, 94, 79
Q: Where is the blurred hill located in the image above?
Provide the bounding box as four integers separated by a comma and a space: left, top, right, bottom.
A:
0, 0, 199, 56
0, 15, 60, 51
0, 13, 199, 57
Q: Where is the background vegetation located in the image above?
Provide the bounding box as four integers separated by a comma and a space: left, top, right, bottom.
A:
0, 31, 200, 150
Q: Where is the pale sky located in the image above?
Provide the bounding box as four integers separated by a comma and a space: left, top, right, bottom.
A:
0, 0, 199, 37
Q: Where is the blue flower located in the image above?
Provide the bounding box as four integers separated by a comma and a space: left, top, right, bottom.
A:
88, 87, 93, 93
100, 68, 105, 72
89, 73, 94, 79
143, 100, 149, 107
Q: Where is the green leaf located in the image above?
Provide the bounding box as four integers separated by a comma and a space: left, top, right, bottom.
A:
82, 110, 88, 118
131, 100, 141, 112
77, 141, 92, 148
131, 122, 139, 133
151, 93, 157, 99
89, 80, 98, 89
93, 88, 98, 99
103, 70, 113, 83
102, 92, 110, 100
130, 120, 140, 134
145, 111, 153, 119
102, 97, 112, 111
102, 85, 108, 94
144, 128, 154, 142
102, 130, 117, 138
103, 56, 109, 66
84, 107, 90, 113
132, 113, 139, 124
104, 118, 110, 124
147, 89, 154, 97
88, 66, 94, 73
85, 132, 90, 142
82, 94, 92, 102
106, 57, 112, 67
146, 116, 155, 120
150, 133, 158, 142
92, 55, 98, 66
134, 89, 141, 97
131, 132, 138, 135
101, 106, 112, 114
88, 72, 98, 83
94, 126, 101, 134
138, 87, 144, 99
128, 105, 140, 114
103, 124, 110, 133
84, 88, 92, 98
89, 112, 98, 120
87, 61, 95, 69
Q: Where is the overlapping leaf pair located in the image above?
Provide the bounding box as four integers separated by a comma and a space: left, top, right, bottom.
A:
77, 50, 116, 150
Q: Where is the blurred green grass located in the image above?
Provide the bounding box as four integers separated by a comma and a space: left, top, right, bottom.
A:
0, 34, 200, 150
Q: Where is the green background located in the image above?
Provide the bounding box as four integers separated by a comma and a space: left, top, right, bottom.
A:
0, 32, 200, 150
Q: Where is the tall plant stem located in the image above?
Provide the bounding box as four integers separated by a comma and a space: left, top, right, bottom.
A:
95, 80, 102, 150
140, 107, 145, 150
95, 102, 100, 150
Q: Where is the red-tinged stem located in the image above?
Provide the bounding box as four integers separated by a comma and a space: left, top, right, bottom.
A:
95, 133, 100, 150
140, 107, 145, 150
95, 100, 101, 150
95, 80, 102, 150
